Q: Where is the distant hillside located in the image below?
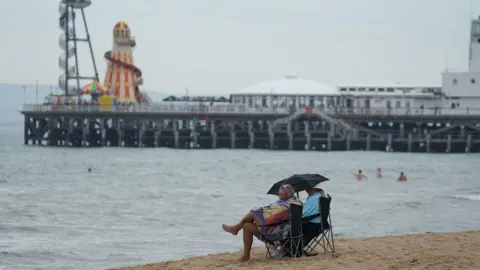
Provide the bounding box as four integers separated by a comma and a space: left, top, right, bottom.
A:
0, 83, 171, 124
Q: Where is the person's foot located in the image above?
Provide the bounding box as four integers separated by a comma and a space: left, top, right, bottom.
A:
239, 255, 250, 263
222, 224, 239, 235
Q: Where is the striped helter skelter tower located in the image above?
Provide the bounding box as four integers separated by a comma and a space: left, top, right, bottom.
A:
103, 21, 143, 103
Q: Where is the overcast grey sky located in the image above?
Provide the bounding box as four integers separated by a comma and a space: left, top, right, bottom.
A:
0, 0, 478, 95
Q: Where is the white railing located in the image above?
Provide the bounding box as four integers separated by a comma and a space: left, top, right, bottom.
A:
334, 107, 480, 116
21, 103, 480, 116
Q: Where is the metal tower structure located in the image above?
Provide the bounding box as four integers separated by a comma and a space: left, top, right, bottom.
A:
58, 0, 99, 96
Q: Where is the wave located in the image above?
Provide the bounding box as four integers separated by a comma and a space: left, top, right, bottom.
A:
447, 194, 480, 201
0, 250, 80, 261
0, 224, 42, 233
392, 200, 423, 209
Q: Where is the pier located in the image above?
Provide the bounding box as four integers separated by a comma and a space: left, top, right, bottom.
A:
21, 103, 480, 153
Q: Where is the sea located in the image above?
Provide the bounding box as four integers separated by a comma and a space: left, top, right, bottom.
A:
0, 85, 480, 270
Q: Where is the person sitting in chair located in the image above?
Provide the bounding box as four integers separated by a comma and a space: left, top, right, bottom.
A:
222, 184, 301, 262
302, 183, 329, 251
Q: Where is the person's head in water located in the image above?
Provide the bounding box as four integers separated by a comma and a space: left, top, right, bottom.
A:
358, 170, 362, 174
279, 184, 294, 199
88, 168, 92, 172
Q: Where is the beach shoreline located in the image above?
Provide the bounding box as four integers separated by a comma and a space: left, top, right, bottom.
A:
111, 230, 480, 270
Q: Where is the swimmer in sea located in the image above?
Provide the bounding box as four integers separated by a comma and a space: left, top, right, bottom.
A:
397, 172, 407, 182
354, 170, 367, 181
377, 167, 382, 178
88, 168, 92, 173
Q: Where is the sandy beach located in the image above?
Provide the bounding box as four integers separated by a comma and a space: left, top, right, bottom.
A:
112, 230, 480, 270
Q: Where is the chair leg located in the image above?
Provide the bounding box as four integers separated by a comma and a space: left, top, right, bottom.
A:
328, 215, 335, 252
304, 229, 336, 255
265, 243, 274, 258
326, 227, 335, 252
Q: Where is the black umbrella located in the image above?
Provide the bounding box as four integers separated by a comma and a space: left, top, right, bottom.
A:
267, 174, 329, 196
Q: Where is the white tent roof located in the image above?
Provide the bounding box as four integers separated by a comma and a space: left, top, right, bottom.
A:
235, 75, 339, 95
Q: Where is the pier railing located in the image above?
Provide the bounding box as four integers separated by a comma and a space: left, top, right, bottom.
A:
21, 104, 291, 115
21, 103, 480, 116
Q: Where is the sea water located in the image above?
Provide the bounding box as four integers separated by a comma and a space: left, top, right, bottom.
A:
0, 123, 479, 270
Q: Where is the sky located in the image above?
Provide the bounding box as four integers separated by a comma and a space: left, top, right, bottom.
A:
1, 0, 479, 95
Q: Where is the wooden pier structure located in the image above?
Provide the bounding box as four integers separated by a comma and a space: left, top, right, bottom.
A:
21, 104, 480, 153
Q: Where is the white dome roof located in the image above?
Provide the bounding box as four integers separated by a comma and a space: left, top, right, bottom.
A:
236, 75, 338, 95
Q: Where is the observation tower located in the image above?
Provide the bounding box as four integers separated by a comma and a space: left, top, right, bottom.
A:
58, 0, 99, 96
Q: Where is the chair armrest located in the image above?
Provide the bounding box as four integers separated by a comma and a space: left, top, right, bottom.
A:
302, 213, 320, 222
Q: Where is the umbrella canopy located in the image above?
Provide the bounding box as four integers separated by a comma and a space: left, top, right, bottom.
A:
267, 174, 329, 195
81, 80, 108, 95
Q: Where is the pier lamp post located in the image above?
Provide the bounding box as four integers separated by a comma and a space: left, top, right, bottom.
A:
35, 77, 39, 105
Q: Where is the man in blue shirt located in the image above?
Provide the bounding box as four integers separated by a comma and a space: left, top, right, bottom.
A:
302, 183, 329, 248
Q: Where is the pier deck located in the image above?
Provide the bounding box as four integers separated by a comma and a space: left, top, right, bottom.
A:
20, 104, 480, 153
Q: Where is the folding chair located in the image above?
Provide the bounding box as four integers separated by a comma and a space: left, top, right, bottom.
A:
302, 195, 335, 256
261, 203, 304, 259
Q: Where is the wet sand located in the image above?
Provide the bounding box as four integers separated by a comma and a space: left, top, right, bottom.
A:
111, 230, 480, 270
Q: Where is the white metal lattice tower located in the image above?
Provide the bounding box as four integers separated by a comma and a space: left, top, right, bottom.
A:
58, 0, 99, 95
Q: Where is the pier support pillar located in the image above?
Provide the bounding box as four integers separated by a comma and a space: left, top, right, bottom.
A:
268, 122, 274, 150
191, 119, 198, 148
366, 133, 371, 151
446, 134, 452, 152
352, 129, 359, 140
329, 123, 336, 137
346, 133, 351, 151
228, 122, 235, 149
399, 123, 405, 138
116, 119, 123, 147
24, 115, 28, 145
327, 135, 332, 151
139, 121, 146, 147
425, 134, 431, 153
210, 121, 217, 149
407, 133, 413, 152
304, 121, 311, 150
83, 119, 89, 147
230, 131, 236, 149
173, 120, 180, 148
287, 121, 293, 150
67, 118, 74, 146
192, 131, 198, 149
249, 132, 255, 149
100, 119, 106, 146
248, 121, 255, 149
47, 117, 56, 146
466, 134, 472, 153
387, 133, 393, 152
154, 120, 162, 147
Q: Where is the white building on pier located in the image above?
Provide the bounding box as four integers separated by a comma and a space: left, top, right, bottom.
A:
230, 16, 480, 115
230, 75, 442, 115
